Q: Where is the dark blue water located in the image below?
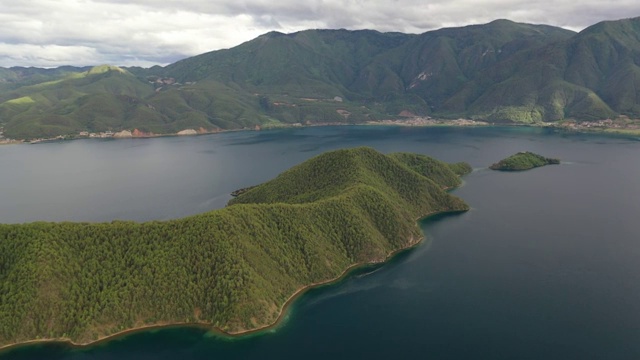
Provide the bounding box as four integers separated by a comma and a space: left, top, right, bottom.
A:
1, 126, 639, 359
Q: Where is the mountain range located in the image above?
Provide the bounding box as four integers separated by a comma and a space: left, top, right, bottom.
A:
1, 17, 639, 139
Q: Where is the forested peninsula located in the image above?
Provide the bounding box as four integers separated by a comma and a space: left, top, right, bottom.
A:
0, 147, 471, 349
490, 151, 560, 171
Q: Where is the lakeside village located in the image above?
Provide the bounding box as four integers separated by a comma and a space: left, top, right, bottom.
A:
0, 119, 485, 145
0, 127, 21, 145
556, 117, 640, 133
5, 128, 213, 145
370, 116, 640, 134
1, 129, 141, 144
2, 116, 640, 145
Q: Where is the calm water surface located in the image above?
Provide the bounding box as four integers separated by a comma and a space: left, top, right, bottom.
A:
1, 126, 639, 359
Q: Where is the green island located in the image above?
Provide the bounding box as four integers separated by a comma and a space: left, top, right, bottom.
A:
489, 151, 560, 171
0, 147, 471, 350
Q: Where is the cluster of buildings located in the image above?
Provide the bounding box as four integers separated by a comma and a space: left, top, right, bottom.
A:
0, 127, 23, 144
148, 77, 197, 92
368, 117, 487, 127
78, 131, 114, 138
559, 118, 639, 131
28, 131, 114, 144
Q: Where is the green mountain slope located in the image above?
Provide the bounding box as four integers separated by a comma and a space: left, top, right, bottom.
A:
0, 147, 470, 347
0, 67, 269, 138
352, 20, 575, 112
163, 21, 575, 119
3, 17, 640, 139
0, 66, 155, 138
164, 29, 413, 98
458, 17, 640, 122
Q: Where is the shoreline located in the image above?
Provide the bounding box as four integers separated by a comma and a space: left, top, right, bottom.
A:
2, 119, 639, 147
0, 208, 465, 354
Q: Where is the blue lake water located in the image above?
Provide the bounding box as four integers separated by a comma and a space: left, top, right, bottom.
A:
1, 126, 639, 359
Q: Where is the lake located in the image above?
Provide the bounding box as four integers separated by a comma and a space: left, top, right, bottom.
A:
1, 126, 639, 359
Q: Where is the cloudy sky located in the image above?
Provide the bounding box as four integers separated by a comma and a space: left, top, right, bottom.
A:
1, 0, 638, 68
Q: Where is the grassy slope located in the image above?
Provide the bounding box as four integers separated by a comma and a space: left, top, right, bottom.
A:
0, 147, 469, 347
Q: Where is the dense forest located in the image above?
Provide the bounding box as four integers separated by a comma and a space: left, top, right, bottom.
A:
0, 147, 470, 347
489, 151, 560, 171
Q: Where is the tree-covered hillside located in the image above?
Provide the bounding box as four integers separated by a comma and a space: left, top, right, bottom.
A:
2, 17, 640, 139
458, 17, 640, 122
0, 147, 470, 347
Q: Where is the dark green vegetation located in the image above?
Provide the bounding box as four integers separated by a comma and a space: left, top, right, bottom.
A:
490, 151, 560, 171
0, 147, 470, 348
1, 17, 640, 139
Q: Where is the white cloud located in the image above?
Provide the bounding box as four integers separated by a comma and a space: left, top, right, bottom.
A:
1, 0, 638, 67
0, 43, 100, 67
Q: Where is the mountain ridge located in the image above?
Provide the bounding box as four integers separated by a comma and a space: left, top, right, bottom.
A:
1, 17, 639, 139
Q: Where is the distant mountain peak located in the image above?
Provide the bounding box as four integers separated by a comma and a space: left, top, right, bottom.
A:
260, 31, 287, 38
87, 64, 128, 75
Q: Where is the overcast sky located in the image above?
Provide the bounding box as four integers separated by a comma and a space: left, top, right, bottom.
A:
1, 0, 638, 68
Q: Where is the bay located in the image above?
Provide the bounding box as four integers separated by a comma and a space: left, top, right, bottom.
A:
1, 126, 639, 359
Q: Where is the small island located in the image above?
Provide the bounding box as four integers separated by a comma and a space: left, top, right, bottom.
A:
490, 151, 560, 171
0, 147, 471, 350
